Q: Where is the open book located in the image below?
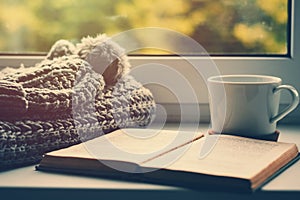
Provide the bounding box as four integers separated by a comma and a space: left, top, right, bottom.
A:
36, 128, 299, 192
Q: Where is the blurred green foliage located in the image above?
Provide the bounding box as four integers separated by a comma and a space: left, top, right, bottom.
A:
0, 0, 288, 54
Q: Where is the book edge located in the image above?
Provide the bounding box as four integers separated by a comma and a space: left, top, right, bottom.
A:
252, 148, 300, 191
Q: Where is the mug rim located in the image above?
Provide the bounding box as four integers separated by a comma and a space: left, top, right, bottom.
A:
208, 74, 282, 85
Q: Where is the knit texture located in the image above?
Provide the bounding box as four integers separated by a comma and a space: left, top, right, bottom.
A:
0, 39, 155, 169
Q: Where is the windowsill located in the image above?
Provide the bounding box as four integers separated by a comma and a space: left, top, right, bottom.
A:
0, 123, 300, 200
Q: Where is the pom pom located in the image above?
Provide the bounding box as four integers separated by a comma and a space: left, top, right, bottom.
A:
46, 39, 76, 60
76, 34, 130, 87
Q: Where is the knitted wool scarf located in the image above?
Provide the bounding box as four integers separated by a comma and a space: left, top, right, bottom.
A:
0, 37, 155, 169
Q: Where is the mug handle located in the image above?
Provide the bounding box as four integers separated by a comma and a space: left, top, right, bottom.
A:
270, 85, 299, 123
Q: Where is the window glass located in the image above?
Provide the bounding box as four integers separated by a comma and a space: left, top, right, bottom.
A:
0, 0, 289, 55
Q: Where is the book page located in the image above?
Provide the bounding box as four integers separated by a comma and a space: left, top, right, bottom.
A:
142, 134, 298, 180
47, 128, 203, 165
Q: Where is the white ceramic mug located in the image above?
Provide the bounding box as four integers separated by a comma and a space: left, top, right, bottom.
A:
208, 75, 299, 137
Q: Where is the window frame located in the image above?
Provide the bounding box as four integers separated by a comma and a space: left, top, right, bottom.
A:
0, 0, 299, 124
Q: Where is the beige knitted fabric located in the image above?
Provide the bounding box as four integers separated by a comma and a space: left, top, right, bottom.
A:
0, 38, 155, 169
